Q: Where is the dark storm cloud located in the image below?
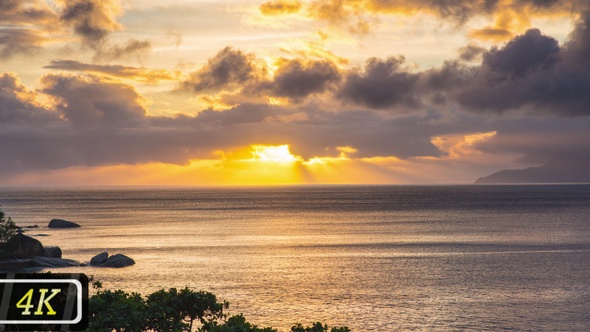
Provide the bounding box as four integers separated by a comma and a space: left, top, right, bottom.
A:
0, 73, 59, 125
256, 59, 341, 100
195, 104, 279, 125
482, 29, 560, 77
473, 117, 590, 164
0, 70, 446, 177
334, 14, 590, 116
459, 44, 486, 62
41, 74, 146, 127
181, 47, 262, 93
337, 56, 420, 110
563, 10, 590, 68
456, 22, 590, 115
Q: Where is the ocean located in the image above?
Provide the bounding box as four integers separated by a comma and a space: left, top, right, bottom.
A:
1, 185, 589, 331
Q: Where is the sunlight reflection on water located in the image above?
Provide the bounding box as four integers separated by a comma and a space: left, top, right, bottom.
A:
1, 185, 590, 331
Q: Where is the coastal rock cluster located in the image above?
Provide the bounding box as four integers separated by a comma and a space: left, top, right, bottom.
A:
90, 252, 135, 267
0, 219, 135, 272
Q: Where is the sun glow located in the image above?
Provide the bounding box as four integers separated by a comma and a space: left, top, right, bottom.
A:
251, 144, 301, 163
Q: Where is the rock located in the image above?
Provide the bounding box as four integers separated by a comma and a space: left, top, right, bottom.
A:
4, 233, 47, 258
101, 254, 135, 268
0, 258, 34, 271
23, 225, 39, 228
0, 257, 83, 272
44, 246, 62, 258
90, 252, 109, 265
30, 256, 82, 268
48, 219, 81, 228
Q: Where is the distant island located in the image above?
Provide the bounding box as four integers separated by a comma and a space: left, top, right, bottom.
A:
475, 158, 590, 184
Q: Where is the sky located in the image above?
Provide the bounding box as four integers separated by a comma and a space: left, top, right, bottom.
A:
1, 0, 589, 186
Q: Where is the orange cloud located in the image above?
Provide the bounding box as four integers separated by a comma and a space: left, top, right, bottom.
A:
44, 60, 182, 83
260, 0, 303, 15
253, 0, 583, 39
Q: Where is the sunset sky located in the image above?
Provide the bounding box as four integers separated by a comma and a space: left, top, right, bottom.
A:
1, 0, 589, 185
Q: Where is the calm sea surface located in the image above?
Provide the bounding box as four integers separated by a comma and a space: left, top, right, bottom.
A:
1, 185, 590, 331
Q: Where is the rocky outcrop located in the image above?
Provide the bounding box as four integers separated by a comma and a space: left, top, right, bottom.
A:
0, 257, 84, 272
48, 219, 81, 228
90, 252, 109, 265
5, 233, 47, 258
0, 233, 83, 272
44, 246, 62, 258
90, 253, 135, 268
30, 256, 82, 268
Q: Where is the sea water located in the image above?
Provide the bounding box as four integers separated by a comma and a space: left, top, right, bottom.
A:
1, 185, 589, 331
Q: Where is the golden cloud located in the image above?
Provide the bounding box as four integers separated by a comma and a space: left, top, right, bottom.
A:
260, 0, 303, 15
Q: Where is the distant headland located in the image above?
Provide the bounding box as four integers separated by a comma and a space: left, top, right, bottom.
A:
475, 157, 590, 184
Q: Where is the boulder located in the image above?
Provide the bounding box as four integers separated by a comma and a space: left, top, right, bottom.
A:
44, 246, 62, 258
0, 258, 34, 271
101, 254, 135, 268
30, 256, 82, 268
48, 219, 81, 228
90, 252, 109, 266
4, 233, 47, 258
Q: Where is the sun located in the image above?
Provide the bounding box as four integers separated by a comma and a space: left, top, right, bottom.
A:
251, 144, 301, 163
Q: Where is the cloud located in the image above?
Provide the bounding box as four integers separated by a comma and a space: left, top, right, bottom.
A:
181, 47, 265, 93
482, 28, 560, 77
469, 27, 513, 41
59, 0, 123, 49
0, 0, 57, 25
0, 73, 58, 125
194, 104, 280, 125
456, 24, 590, 115
563, 10, 590, 68
41, 74, 147, 127
0, 0, 58, 59
187, 9, 590, 115
337, 56, 420, 110
260, 0, 303, 15
257, 0, 587, 39
93, 39, 152, 62
0, 29, 47, 59
44, 60, 180, 83
459, 44, 486, 62
256, 58, 341, 100
2, 68, 590, 183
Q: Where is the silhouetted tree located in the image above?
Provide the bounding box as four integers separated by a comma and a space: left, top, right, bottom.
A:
86, 280, 351, 332
0, 207, 17, 243
0, 207, 18, 258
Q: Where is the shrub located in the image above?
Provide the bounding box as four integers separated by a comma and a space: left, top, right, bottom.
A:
0, 207, 17, 243
0, 207, 18, 258
87, 283, 352, 332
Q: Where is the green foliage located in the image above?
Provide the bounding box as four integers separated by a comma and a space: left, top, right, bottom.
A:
147, 287, 226, 332
0, 207, 18, 258
207, 314, 278, 332
86, 281, 350, 332
0, 206, 17, 243
291, 323, 350, 332
88, 289, 148, 332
